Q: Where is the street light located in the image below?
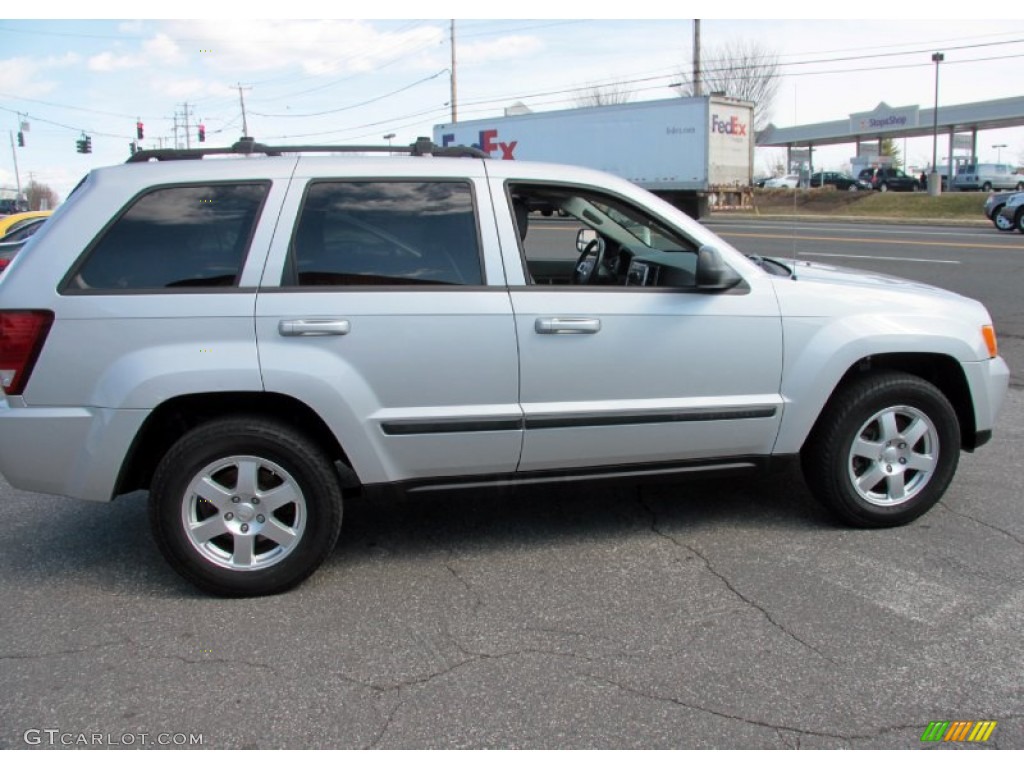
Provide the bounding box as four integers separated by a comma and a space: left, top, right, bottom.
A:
930, 52, 944, 196
993, 143, 1007, 163
383, 133, 395, 147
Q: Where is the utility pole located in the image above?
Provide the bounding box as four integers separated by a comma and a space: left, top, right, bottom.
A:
693, 20, 701, 97
172, 113, 179, 149
238, 83, 251, 138
181, 103, 192, 150
450, 20, 458, 123
8, 131, 22, 201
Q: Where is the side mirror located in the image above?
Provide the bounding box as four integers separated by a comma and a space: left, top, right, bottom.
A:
696, 245, 742, 290
576, 228, 598, 252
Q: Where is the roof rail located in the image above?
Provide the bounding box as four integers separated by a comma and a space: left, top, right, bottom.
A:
126, 136, 487, 163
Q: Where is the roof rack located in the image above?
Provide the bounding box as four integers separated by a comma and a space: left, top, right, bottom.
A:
126, 136, 487, 163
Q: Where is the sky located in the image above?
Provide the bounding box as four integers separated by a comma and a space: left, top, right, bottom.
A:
3, 6, 1024, 202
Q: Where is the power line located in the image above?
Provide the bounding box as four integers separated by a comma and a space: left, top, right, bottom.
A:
250, 70, 448, 119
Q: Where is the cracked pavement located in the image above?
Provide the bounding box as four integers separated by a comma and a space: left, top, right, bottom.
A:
1, 389, 1021, 749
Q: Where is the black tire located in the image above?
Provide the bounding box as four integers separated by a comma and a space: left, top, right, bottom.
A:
1016, 182, 1024, 191
981, 182, 992, 193
911, 182, 920, 192
149, 417, 344, 597
1015, 207, 1024, 234
801, 372, 960, 528
992, 205, 1014, 232
878, 182, 888, 192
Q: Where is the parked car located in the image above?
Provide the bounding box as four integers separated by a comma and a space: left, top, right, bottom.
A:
763, 174, 801, 189
809, 171, 870, 191
952, 163, 1024, 192
992, 191, 1024, 232
0, 240, 28, 273
0, 214, 51, 273
0, 215, 49, 244
858, 167, 921, 192
0, 210, 50, 239
0, 139, 1009, 596
984, 191, 1017, 231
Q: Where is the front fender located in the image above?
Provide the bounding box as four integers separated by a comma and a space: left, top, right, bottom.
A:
773, 313, 985, 454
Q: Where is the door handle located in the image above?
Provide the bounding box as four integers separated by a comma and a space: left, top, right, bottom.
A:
535, 317, 601, 334
278, 319, 351, 337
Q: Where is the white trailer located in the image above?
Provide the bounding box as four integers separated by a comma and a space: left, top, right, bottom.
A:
433, 95, 754, 218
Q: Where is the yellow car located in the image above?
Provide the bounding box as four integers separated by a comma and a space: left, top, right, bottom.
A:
0, 210, 52, 239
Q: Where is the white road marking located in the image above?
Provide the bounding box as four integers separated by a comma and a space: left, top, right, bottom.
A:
799, 251, 961, 265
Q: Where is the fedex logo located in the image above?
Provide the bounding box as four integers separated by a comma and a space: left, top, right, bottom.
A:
711, 114, 748, 136
441, 129, 517, 159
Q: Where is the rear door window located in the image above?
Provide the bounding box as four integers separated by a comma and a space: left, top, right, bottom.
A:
284, 180, 482, 287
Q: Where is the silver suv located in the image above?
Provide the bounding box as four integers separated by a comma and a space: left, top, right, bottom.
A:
0, 140, 1010, 596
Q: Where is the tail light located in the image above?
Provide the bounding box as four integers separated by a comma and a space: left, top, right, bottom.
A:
0, 310, 54, 396
0, 257, 10, 272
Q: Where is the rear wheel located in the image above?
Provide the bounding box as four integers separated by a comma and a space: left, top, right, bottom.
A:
802, 373, 960, 528
878, 182, 889, 192
911, 182, 920, 192
982, 182, 993, 193
149, 417, 344, 596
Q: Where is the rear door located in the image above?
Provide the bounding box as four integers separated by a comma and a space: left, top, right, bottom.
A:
255, 158, 522, 486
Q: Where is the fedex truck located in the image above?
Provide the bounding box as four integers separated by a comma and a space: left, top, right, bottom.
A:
433, 95, 754, 219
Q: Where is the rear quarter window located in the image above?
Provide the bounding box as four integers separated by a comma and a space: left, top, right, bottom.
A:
64, 182, 269, 291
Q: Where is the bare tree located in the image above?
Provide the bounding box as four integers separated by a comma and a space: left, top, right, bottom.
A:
676, 40, 781, 131
25, 180, 60, 210
572, 83, 633, 108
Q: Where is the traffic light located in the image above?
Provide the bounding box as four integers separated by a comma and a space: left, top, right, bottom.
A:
198, 124, 206, 143
76, 135, 92, 154
17, 131, 24, 147
129, 141, 138, 156
136, 121, 144, 140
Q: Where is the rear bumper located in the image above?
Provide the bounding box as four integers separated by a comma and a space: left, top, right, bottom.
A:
0, 398, 148, 501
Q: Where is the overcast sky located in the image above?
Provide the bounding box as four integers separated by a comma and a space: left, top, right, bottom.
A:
3, 7, 1024, 201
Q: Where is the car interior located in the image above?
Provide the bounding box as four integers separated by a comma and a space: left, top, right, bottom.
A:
508, 183, 702, 288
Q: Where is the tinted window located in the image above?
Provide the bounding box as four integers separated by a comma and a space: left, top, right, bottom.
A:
70, 183, 268, 290
287, 181, 481, 287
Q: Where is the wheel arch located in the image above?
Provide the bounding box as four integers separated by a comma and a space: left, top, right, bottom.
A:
116, 392, 357, 496
804, 353, 977, 452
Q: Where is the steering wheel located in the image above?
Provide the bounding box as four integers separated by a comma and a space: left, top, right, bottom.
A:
572, 238, 604, 285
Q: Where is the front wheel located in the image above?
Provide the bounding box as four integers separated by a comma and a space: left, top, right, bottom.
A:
992, 205, 1014, 231
1015, 207, 1024, 233
149, 417, 344, 596
801, 373, 960, 528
